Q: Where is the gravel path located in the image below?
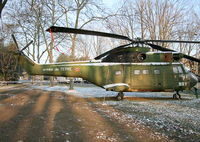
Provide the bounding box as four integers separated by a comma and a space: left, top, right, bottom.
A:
0, 84, 199, 142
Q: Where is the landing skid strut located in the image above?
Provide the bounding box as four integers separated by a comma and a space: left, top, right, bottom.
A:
173, 91, 181, 99
116, 92, 124, 101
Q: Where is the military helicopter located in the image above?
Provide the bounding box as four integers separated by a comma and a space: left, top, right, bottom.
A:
9, 26, 200, 100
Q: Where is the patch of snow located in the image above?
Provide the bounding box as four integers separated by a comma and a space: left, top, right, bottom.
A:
28, 85, 117, 98
100, 98, 200, 140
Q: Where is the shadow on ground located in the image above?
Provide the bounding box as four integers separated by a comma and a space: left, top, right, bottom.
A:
0, 87, 172, 142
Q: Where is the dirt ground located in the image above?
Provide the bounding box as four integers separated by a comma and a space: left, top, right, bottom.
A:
0, 84, 199, 142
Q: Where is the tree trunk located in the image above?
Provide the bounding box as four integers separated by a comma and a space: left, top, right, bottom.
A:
49, 41, 54, 87
50, 76, 54, 87
40, 75, 43, 86
71, 37, 76, 60
48, 0, 55, 87
69, 37, 76, 90
69, 78, 74, 90
32, 75, 36, 84
0, 0, 8, 18
37, 11, 42, 86
2, 71, 6, 81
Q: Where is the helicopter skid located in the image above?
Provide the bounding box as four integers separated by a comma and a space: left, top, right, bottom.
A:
116, 92, 124, 101
173, 91, 181, 99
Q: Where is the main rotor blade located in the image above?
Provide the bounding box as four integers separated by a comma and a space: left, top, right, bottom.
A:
145, 39, 200, 44
95, 43, 132, 60
12, 34, 19, 50
147, 43, 200, 63
46, 26, 132, 41
20, 40, 33, 52
183, 54, 200, 63
147, 43, 175, 52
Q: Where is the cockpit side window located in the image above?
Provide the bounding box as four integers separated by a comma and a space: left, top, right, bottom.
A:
178, 66, 183, 73
173, 66, 184, 74
182, 65, 190, 73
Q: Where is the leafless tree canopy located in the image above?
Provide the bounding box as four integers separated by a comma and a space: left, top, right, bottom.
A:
0, 0, 199, 60
0, 0, 199, 81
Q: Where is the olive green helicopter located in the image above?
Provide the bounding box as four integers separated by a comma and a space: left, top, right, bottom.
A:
10, 26, 200, 100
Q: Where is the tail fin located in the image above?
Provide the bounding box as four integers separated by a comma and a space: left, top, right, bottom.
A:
11, 34, 36, 74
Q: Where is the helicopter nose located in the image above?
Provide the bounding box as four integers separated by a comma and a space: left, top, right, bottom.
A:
189, 73, 198, 88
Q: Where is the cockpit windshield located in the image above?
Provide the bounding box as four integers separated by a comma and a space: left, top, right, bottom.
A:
182, 64, 190, 73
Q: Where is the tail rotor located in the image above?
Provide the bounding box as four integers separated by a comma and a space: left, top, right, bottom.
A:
11, 34, 33, 54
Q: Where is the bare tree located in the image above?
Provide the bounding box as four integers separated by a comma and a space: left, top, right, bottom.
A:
4, 0, 58, 85
41, 0, 70, 86
58, 0, 104, 89
140, 0, 185, 48
105, 0, 137, 44
76, 37, 91, 60
5, 0, 49, 84
106, 0, 192, 51
0, 44, 19, 81
135, 0, 145, 39
177, 8, 200, 74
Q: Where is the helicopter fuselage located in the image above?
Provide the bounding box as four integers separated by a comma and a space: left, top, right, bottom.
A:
9, 28, 200, 99
19, 53, 198, 93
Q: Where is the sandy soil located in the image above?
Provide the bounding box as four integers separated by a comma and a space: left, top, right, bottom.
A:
0, 84, 199, 142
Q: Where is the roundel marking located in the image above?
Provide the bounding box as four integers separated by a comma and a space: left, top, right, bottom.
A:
75, 67, 80, 72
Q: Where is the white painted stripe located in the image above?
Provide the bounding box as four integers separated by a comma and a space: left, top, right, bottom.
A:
55, 62, 181, 67
38, 60, 100, 65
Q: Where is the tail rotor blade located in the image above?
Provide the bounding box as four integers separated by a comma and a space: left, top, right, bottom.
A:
20, 40, 33, 52
12, 34, 19, 50
11, 34, 33, 53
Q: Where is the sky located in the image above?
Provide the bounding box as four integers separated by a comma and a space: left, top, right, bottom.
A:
102, 0, 116, 7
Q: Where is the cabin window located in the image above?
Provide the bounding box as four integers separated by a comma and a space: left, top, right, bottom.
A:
134, 70, 140, 75
173, 67, 178, 74
143, 70, 149, 74
115, 70, 122, 75
154, 69, 160, 74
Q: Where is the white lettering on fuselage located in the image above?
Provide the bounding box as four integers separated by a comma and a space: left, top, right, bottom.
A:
43, 67, 72, 72
43, 68, 53, 71
60, 67, 72, 71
